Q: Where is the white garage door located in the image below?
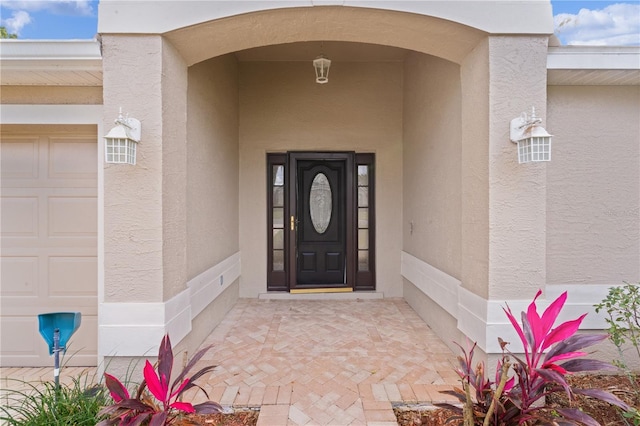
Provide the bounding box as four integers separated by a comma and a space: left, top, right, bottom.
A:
1, 125, 98, 367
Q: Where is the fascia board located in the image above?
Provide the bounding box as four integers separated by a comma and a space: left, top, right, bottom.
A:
0, 40, 102, 71
548, 46, 640, 71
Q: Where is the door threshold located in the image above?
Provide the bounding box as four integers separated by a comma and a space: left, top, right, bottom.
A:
290, 287, 353, 294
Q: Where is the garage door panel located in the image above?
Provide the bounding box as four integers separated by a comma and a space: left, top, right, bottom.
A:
0, 317, 43, 358
0, 197, 39, 237
0, 138, 39, 179
1, 302, 97, 316
1, 127, 97, 367
49, 257, 97, 296
1, 180, 97, 189
49, 138, 97, 179
49, 197, 97, 237
0, 257, 39, 296
2, 242, 97, 253
0, 315, 97, 367
67, 315, 98, 358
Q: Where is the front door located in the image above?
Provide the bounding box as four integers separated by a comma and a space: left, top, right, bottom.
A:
289, 153, 354, 291
266, 152, 374, 292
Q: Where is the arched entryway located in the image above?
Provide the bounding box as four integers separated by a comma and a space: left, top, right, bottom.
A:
99, 2, 551, 370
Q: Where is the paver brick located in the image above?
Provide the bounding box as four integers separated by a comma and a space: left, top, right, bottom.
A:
2, 299, 458, 426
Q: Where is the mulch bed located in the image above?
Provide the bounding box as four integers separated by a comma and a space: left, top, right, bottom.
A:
395, 374, 639, 426
174, 409, 259, 426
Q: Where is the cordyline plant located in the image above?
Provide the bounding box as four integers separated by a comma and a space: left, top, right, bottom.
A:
97, 334, 222, 426
441, 290, 630, 426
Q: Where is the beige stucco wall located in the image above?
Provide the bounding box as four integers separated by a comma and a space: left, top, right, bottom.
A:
459, 36, 548, 300
102, 34, 188, 302
160, 38, 189, 301
238, 61, 403, 297
460, 38, 491, 298
486, 36, 549, 300
547, 86, 640, 285
103, 35, 164, 302
0, 86, 102, 104
171, 54, 242, 363
186, 54, 240, 278
402, 52, 462, 278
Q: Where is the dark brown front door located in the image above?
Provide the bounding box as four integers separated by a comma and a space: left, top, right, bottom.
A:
288, 153, 354, 291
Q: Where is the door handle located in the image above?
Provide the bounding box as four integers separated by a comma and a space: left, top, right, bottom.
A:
290, 216, 295, 231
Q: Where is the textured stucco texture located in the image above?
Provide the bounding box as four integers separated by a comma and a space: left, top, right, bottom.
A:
547, 85, 640, 285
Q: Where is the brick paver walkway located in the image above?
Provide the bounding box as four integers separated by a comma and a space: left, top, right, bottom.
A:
1, 298, 460, 425
187, 298, 460, 425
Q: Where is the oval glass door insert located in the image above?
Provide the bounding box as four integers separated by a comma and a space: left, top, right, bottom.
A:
309, 172, 332, 234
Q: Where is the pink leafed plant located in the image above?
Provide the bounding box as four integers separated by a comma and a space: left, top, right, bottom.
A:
97, 334, 222, 426
441, 290, 630, 426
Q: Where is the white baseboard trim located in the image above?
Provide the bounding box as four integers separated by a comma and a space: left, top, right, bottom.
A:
99, 252, 240, 357
401, 252, 460, 317
401, 251, 618, 354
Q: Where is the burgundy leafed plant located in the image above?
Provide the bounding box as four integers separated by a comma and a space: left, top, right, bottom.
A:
97, 334, 222, 426
441, 290, 630, 426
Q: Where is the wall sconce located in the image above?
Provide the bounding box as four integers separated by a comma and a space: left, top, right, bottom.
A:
510, 107, 552, 164
313, 54, 331, 84
104, 108, 141, 165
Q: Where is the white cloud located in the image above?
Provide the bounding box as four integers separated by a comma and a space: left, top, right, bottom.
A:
1, 10, 32, 35
554, 3, 640, 46
0, 0, 93, 16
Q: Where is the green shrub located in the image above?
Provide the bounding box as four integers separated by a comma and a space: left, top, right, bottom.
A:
595, 282, 640, 424
595, 282, 640, 370
0, 372, 110, 425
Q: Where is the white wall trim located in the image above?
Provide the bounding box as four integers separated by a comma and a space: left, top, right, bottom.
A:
0, 104, 103, 125
188, 252, 241, 318
401, 252, 460, 318
99, 252, 241, 357
401, 251, 618, 354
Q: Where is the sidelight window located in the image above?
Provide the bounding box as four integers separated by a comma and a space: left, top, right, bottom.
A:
267, 154, 287, 290
355, 153, 375, 290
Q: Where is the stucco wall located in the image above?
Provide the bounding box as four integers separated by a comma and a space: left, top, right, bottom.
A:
402, 52, 462, 279
486, 36, 548, 300
161, 38, 189, 301
0, 86, 102, 105
186, 54, 240, 278
547, 86, 640, 285
102, 35, 165, 303
460, 38, 490, 298
238, 61, 403, 297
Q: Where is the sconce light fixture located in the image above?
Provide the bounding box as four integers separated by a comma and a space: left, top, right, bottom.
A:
313, 54, 331, 84
510, 107, 552, 164
104, 108, 141, 165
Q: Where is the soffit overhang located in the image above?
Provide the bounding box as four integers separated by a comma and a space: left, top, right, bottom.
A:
547, 46, 640, 86
0, 40, 102, 86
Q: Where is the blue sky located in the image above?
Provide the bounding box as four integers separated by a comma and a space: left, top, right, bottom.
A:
0, 0, 639, 45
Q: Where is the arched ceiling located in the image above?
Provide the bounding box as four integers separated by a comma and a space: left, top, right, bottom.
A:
165, 7, 486, 66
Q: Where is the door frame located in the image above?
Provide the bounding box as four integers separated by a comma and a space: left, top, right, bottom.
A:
288, 152, 355, 291
266, 151, 376, 292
